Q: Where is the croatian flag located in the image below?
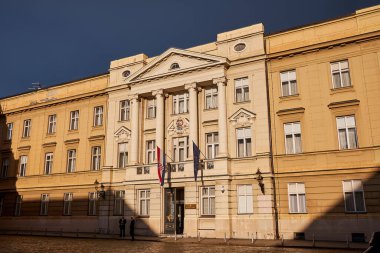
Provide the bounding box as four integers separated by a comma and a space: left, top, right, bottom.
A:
157, 146, 165, 186
193, 141, 200, 181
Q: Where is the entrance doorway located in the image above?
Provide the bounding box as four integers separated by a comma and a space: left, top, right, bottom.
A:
164, 188, 184, 234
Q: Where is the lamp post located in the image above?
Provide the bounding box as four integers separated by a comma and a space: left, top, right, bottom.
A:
256, 168, 265, 194
94, 179, 106, 200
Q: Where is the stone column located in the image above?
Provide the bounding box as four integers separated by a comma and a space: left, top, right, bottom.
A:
153, 89, 164, 152
185, 82, 198, 158
130, 94, 140, 165
213, 77, 228, 157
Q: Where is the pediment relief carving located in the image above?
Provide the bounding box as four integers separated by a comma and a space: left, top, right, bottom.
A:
114, 126, 131, 142
167, 117, 190, 136
229, 108, 256, 127
129, 48, 228, 82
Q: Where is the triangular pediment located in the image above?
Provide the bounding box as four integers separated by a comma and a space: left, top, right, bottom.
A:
229, 108, 256, 127
129, 48, 228, 82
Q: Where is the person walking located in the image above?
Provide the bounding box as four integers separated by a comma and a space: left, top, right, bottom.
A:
119, 216, 126, 238
130, 216, 135, 241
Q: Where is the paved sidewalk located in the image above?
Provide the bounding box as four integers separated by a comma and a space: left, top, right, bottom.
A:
0, 230, 368, 251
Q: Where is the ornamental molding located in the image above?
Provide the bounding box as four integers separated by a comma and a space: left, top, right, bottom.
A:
114, 126, 131, 142
167, 117, 190, 136
229, 108, 256, 127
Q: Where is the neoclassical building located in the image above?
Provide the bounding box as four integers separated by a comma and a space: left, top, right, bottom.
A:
0, 4, 379, 243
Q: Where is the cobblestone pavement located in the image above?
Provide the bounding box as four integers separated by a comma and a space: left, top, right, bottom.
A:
0, 235, 364, 253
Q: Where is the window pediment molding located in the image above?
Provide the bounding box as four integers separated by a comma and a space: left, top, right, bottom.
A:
229, 108, 256, 127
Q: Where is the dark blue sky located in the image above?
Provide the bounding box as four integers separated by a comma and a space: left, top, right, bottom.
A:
0, 0, 378, 97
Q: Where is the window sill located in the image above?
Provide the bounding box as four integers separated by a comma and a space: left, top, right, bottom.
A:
330, 85, 354, 94
233, 100, 251, 105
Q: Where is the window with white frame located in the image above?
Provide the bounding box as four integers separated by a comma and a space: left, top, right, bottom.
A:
66, 149, 76, 173
14, 195, 22, 216
173, 136, 189, 162
63, 193, 73, 215
93, 106, 103, 126
47, 114, 56, 134
201, 186, 215, 215
173, 93, 189, 114
146, 99, 156, 119
288, 183, 306, 213
343, 180, 366, 213
336, 116, 358, 150
88, 192, 97, 215
146, 140, 156, 164
205, 87, 218, 109
19, 155, 28, 177
40, 194, 49, 215
120, 100, 130, 121
118, 143, 128, 168
280, 70, 297, 96
284, 122, 302, 154
331, 60, 351, 88
114, 190, 125, 215
138, 189, 150, 216
44, 153, 53, 175
237, 185, 253, 214
6, 123, 13, 140
22, 119, 31, 138
235, 77, 249, 102
1, 158, 9, 178
91, 146, 101, 171
0, 197, 3, 216
206, 133, 219, 159
69, 110, 79, 130
237, 128, 252, 158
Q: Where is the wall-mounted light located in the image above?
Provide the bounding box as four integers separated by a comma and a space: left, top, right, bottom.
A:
94, 179, 106, 200
256, 168, 265, 194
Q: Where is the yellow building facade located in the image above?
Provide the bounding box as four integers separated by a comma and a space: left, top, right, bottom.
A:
0, 4, 379, 242
266, 5, 380, 241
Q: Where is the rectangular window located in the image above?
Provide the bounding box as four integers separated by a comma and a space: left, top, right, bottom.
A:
138, 189, 150, 216
47, 114, 57, 134
91, 146, 101, 171
280, 70, 297, 96
343, 180, 366, 213
44, 153, 53, 175
88, 192, 97, 215
337, 116, 358, 150
205, 87, 218, 109
173, 136, 189, 162
146, 140, 156, 164
120, 100, 130, 121
237, 128, 252, 157
118, 143, 128, 168
40, 194, 49, 215
15, 195, 22, 216
173, 93, 189, 114
237, 185, 253, 214
63, 193, 73, 216
235, 77, 249, 102
331, 60, 351, 88
19, 155, 28, 177
6, 123, 13, 140
114, 190, 125, 216
206, 133, 219, 159
288, 183, 307, 213
284, 122, 302, 154
66, 149, 76, 173
201, 186, 215, 215
93, 106, 103, 126
22, 119, 31, 138
69, 110, 79, 130
146, 99, 156, 119
1, 158, 9, 178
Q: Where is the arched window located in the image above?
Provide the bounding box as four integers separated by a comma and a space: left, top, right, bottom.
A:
170, 63, 180, 70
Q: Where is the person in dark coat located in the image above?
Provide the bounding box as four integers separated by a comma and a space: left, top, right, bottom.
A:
118, 216, 127, 238
130, 216, 135, 241
363, 231, 380, 253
